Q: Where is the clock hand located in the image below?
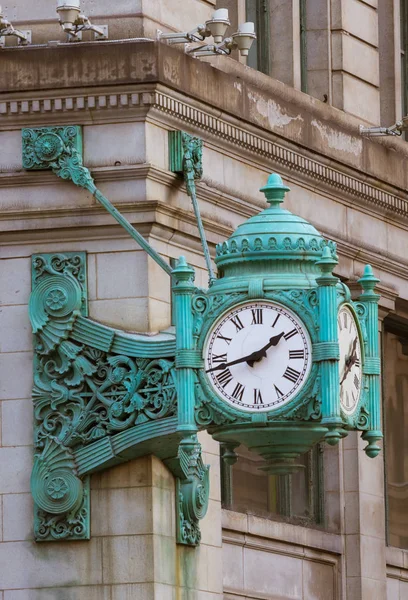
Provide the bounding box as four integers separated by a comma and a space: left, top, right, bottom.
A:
246, 332, 285, 367
206, 332, 284, 373
340, 337, 358, 384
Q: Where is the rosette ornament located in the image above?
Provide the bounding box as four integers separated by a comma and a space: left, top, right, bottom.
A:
31, 439, 83, 515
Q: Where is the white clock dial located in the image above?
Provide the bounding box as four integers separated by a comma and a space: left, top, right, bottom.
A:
338, 305, 362, 415
204, 301, 312, 412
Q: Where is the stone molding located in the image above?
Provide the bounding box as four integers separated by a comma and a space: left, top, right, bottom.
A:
1, 87, 408, 227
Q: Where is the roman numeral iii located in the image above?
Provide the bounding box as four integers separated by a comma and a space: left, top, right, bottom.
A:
289, 349, 304, 359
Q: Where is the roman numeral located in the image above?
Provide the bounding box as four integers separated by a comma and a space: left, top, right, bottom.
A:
251, 308, 263, 325
211, 353, 227, 364
284, 328, 298, 341
253, 389, 263, 404
232, 382, 245, 401
346, 392, 350, 407
272, 313, 281, 328
283, 366, 300, 384
355, 358, 360, 367
274, 385, 284, 399
338, 316, 342, 330
354, 373, 360, 390
217, 333, 232, 345
352, 391, 356, 404
230, 315, 244, 332
343, 312, 348, 328
216, 369, 233, 388
289, 349, 304, 360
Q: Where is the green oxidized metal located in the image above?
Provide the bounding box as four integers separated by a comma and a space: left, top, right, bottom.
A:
24, 127, 382, 545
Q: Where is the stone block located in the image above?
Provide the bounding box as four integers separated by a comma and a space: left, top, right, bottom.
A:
386, 577, 400, 600
2, 399, 33, 447
0, 352, 33, 400
307, 30, 331, 71
91, 487, 153, 536
0, 181, 93, 214
202, 451, 221, 502
111, 583, 155, 600
343, 447, 359, 492
0, 130, 22, 172
102, 535, 154, 584
0, 258, 31, 306
148, 257, 171, 304
148, 298, 171, 333
332, 31, 379, 87
344, 491, 360, 535
89, 298, 149, 331
340, 0, 379, 47
222, 542, 244, 593
333, 72, 380, 124
96, 251, 148, 299
360, 534, 387, 580
346, 207, 387, 255
200, 499, 222, 548
146, 123, 167, 171
152, 485, 175, 538
91, 455, 152, 489
4, 586, 112, 600
197, 431, 220, 457
0, 539, 102, 589
359, 492, 385, 539
87, 253, 97, 301
151, 456, 175, 491
358, 439, 384, 497
3, 493, 33, 541
206, 545, 223, 594
177, 544, 208, 591
243, 546, 303, 599
303, 559, 336, 600
83, 122, 146, 168
2, 308, 31, 362
345, 534, 361, 578
0, 446, 32, 493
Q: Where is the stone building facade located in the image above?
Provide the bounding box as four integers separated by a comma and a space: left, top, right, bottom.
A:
0, 1, 408, 599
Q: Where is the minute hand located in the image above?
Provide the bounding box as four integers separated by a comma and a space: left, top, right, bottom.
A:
206, 332, 284, 373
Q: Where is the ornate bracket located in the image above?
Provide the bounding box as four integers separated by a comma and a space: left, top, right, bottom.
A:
28, 251, 208, 544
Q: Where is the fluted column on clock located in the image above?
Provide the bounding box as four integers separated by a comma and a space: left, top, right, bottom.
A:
358, 264, 382, 458
316, 246, 342, 445
172, 256, 198, 436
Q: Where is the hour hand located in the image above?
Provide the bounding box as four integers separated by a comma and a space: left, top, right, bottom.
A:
247, 332, 284, 367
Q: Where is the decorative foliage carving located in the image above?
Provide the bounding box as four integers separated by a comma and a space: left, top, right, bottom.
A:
22, 126, 94, 189
30, 252, 180, 541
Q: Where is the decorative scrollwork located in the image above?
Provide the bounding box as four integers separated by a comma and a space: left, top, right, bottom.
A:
174, 437, 210, 546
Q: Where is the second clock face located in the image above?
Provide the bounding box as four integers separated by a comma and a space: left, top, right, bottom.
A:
338, 305, 362, 415
204, 301, 312, 412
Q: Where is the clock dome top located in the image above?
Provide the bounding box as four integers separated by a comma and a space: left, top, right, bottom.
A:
214, 173, 337, 282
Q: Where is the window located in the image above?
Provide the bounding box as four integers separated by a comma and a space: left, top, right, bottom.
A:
384, 321, 408, 549
246, 0, 270, 75
221, 443, 324, 525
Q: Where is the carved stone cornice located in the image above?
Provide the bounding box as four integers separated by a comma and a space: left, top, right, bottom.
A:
1, 85, 408, 229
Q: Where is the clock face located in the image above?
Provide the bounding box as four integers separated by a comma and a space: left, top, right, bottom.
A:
338, 305, 362, 415
204, 301, 312, 412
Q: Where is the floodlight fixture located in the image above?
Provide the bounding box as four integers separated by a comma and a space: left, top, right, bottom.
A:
360, 116, 408, 137
0, 5, 31, 46
158, 8, 256, 59
56, 0, 108, 41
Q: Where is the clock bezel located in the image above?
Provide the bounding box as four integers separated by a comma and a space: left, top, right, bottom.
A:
198, 296, 318, 418
337, 301, 366, 419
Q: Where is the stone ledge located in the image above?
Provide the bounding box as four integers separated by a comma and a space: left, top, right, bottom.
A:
222, 509, 342, 556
